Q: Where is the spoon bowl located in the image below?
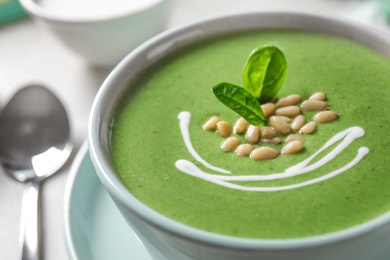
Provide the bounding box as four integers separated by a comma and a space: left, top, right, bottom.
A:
0, 85, 72, 260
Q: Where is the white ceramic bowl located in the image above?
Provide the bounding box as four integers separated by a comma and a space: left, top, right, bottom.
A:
19, 0, 172, 67
89, 11, 390, 260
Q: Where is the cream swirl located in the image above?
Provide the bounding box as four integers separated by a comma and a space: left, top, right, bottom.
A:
175, 111, 369, 192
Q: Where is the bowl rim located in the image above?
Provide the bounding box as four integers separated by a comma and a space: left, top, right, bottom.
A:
19, 0, 167, 24
88, 10, 390, 251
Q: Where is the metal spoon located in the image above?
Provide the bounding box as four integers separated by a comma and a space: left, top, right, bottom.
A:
0, 85, 73, 260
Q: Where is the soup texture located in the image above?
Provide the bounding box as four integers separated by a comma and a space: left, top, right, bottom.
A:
110, 30, 390, 239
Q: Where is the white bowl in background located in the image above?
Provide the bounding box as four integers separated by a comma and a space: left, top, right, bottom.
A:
19, 0, 172, 68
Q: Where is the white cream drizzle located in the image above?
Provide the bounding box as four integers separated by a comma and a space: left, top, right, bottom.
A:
178, 112, 230, 174
175, 111, 369, 192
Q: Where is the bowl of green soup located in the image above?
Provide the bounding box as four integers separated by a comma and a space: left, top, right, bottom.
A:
88, 11, 390, 259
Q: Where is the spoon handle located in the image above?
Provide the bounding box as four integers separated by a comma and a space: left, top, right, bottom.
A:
19, 180, 41, 260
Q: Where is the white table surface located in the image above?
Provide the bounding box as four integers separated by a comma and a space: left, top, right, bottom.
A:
0, 0, 388, 259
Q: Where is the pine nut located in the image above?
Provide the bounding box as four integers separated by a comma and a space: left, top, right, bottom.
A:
234, 117, 249, 134
281, 140, 304, 155
286, 134, 305, 143
216, 121, 232, 138
274, 116, 291, 123
269, 116, 291, 135
276, 106, 301, 117
261, 137, 282, 145
261, 103, 276, 118
291, 115, 306, 131
301, 100, 328, 111
309, 92, 326, 101
236, 144, 255, 156
203, 115, 220, 130
245, 125, 261, 144
221, 137, 241, 152
250, 147, 279, 160
276, 94, 301, 108
275, 94, 301, 108
299, 121, 317, 134
261, 126, 276, 139
314, 111, 339, 123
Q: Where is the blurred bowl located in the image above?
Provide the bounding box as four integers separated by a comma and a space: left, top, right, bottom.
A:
19, 0, 172, 68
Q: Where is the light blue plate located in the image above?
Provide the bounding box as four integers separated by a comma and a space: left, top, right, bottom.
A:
63, 142, 152, 260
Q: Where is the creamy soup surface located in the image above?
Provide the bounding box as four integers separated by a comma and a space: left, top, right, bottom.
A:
110, 30, 390, 239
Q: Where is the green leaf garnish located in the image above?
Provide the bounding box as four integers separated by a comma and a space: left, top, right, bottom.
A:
243, 46, 287, 103
212, 45, 287, 126
212, 82, 266, 125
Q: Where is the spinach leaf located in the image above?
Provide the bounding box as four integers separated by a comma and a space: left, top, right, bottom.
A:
212, 82, 266, 125
242, 46, 287, 103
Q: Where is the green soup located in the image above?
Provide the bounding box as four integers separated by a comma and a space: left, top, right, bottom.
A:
110, 30, 390, 239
